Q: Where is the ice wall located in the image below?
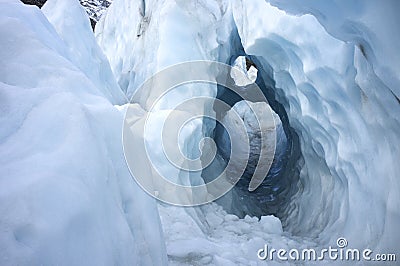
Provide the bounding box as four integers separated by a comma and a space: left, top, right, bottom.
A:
96, 0, 242, 204
95, 0, 239, 99
233, 0, 400, 250
42, 0, 126, 105
267, 0, 400, 101
0, 1, 166, 264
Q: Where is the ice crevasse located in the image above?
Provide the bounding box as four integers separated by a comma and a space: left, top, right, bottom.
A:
0, 0, 399, 265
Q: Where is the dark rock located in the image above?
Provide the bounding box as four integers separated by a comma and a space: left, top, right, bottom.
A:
245, 57, 257, 71
90, 18, 96, 30
20, 0, 108, 31
20, 0, 47, 8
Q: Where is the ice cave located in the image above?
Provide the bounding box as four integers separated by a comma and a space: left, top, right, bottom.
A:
1, 0, 399, 265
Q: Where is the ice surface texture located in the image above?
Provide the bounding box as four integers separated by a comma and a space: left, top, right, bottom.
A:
232, 0, 400, 251
0, 1, 166, 265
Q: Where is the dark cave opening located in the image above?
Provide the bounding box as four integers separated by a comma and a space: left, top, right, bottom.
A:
208, 55, 302, 222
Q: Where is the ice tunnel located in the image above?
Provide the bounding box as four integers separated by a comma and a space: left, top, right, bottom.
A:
1, 0, 399, 265
97, 0, 400, 261
97, 0, 400, 259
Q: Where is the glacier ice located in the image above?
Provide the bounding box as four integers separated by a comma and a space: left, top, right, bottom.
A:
42, 0, 126, 105
97, 0, 399, 262
0, 1, 166, 265
230, 56, 258, 86
267, 0, 400, 101
95, 0, 239, 98
215, 99, 289, 217
232, 0, 400, 252
1, 0, 399, 265
217, 100, 279, 190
